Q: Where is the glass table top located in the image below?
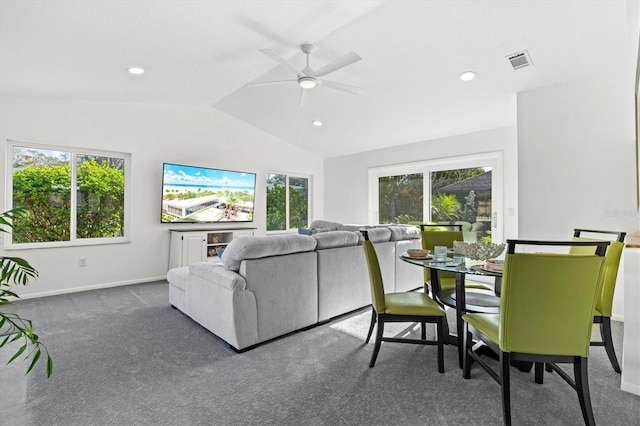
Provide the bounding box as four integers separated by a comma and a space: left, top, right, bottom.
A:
400, 255, 503, 277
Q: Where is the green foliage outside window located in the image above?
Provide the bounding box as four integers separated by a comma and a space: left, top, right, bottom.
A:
266, 173, 309, 231
76, 157, 125, 239
288, 177, 308, 229
430, 168, 485, 223
430, 193, 461, 222
266, 174, 286, 231
378, 173, 423, 224
11, 152, 125, 243
12, 163, 72, 243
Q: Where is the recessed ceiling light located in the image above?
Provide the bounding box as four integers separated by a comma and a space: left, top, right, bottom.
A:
459, 71, 476, 81
312, 120, 323, 127
128, 67, 145, 75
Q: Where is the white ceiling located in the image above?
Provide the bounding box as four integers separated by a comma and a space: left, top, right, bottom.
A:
0, 0, 635, 158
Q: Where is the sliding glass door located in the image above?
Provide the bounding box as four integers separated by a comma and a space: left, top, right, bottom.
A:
370, 153, 502, 242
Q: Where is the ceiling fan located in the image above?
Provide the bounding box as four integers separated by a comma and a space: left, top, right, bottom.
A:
246, 43, 364, 106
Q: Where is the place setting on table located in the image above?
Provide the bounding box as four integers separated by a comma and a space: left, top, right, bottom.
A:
400, 241, 505, 280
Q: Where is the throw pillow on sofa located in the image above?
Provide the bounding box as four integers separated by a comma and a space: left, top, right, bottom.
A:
298, 227, 338, 235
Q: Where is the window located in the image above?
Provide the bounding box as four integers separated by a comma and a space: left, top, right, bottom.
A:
266, 173, 310, 232
7, 141, 130, 248
370, 153, 502, 242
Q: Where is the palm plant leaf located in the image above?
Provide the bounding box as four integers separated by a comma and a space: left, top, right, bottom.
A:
0, 256, 39, 285
0, 207, 53, 378
0, 207, 26, 234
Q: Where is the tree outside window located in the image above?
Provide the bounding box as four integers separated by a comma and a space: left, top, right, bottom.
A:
378, 173, 423, 225
266, 173, 309, 231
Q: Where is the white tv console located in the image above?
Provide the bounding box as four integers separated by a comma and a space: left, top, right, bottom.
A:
168, 228, 255, 269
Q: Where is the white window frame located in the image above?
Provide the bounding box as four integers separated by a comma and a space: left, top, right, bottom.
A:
5, 140, 131, 249
368, 152, 504, 242
265, 172, 312, 234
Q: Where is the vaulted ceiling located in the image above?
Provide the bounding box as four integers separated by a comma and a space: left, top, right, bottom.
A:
0, 1, 636, 158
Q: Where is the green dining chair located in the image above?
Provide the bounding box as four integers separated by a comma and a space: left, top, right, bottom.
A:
462, 239, 609, 426
570, 229, 626, 373
420, 227, 492, 297
362, 231, 446, 371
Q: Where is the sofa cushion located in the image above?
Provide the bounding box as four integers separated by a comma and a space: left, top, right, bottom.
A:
221, 234, 317, 271
358, 227, 392, 244
313, 230, 360, 249
189, 262, 246, 291
309, 219, 343, 230
340, 223, 372, 233
382, 224, 421, 241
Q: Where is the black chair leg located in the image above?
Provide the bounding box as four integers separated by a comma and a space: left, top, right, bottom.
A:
599, 317, 621, 373
462, 323, 472, 379
421, 321, 426, 340
369, 319, 385, 368
500, 352, 512, 426
534, 362, 544, 384
575, 357, 596, 426
365, 308, 376, 344
436, 318, 444, 373
545, 362, 553, 373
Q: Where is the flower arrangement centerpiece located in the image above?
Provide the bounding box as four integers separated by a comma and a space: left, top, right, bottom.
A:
453, 241, 506, 268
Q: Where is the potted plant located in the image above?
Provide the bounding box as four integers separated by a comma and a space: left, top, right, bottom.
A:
0, 207, 53, 377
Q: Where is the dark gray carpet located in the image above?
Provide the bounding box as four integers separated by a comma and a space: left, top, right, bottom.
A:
1, 281, 638, 426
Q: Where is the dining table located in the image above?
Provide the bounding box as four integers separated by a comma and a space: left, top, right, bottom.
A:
400, 252, 503, 368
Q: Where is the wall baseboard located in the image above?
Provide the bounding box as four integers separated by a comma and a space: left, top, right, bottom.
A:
12, 276, 168, 300
621, 380, 640, 396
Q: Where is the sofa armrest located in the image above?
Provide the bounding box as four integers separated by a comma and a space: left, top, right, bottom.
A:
189, 262, 247, 291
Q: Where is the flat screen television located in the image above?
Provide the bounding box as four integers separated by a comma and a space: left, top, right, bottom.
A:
161, 162, 256, 223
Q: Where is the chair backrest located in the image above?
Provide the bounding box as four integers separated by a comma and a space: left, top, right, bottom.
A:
362, 237, 386, 314
499, 239, 608, 357
570, 237, 624, 317
420, 230, 463, 283
420, 224, 463, 232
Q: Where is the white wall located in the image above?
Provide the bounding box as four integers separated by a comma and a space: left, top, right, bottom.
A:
517, 72, 638, 239
0, 97, 324, 298
323, 125, 519, 239
516, 22, 639, 392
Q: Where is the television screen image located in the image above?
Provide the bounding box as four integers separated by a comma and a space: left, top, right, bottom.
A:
161, 163, 256, 223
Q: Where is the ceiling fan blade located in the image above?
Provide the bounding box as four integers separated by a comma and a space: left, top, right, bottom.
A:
260, 49, 301, 77
311, 51, 361, 78
245, 79, 297, 87
299, 88, 308, 106
320, 80, 365, 95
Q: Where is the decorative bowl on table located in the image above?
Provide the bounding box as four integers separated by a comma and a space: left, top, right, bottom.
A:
453, 241, 506, 267
406, 248, 431, 259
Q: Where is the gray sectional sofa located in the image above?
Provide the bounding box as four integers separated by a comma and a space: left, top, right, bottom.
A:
166, 220, 423, 351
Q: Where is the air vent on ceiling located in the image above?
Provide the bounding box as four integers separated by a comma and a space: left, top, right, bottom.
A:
506, 50, 532, 70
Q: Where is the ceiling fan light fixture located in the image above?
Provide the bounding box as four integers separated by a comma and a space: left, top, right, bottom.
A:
299, 76, 317, 89
459, 71, 476, 81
